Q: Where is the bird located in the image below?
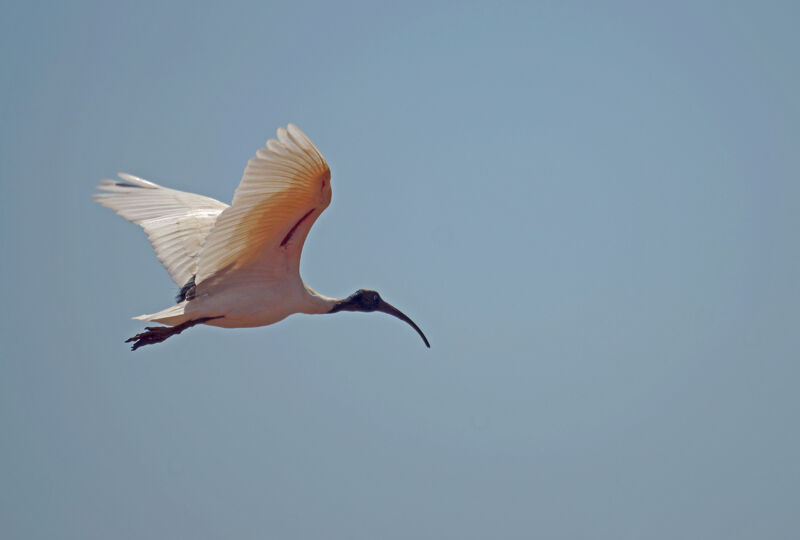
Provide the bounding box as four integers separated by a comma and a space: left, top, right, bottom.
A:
94, 124, 429, 351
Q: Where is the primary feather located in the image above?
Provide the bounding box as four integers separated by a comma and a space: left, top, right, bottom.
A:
93, 173, 228, 286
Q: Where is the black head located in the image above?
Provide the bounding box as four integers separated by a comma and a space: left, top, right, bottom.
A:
330, 289, 430, 348
337, 289, 382, 311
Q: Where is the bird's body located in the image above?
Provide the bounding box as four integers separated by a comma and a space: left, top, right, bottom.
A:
95, 124, 428, 350
144, 271, 335, 329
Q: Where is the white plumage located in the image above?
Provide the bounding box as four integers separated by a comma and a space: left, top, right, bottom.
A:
95, 173, 228, 286
95, 124, 429, 350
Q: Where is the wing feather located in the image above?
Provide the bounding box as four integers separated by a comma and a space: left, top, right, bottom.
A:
195, 124, 331, 284
94, 173, 228, 286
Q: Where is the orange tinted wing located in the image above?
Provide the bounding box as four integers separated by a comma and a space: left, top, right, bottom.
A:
195, 124, 331, 284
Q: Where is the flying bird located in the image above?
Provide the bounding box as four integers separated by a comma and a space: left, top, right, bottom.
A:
94, 124, 429, 351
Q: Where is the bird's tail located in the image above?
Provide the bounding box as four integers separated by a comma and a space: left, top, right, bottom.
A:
133, 302, 189, 326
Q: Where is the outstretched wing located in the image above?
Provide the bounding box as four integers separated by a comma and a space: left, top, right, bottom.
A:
195, 124, 331, 284
94, 173, 229, 286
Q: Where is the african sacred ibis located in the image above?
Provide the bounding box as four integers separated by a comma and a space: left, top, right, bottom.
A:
94, 124, 429, 351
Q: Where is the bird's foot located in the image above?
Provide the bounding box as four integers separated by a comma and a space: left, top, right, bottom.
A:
125, 326, 180, 351
125, 316, 223, 351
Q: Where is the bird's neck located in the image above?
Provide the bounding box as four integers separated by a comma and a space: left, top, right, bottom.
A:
299, 285, 340, 314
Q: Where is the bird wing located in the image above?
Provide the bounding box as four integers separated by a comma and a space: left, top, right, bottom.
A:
195, 124, 331, 285
94, 173, 229, 286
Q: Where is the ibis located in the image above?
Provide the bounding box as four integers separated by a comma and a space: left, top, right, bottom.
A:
94, 124, 429, 351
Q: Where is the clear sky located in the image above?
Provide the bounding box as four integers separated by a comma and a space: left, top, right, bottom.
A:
2, 1, 799, 538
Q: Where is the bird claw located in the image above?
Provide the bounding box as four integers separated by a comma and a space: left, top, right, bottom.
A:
125, 325, 176, 351
125, 316, 222, 351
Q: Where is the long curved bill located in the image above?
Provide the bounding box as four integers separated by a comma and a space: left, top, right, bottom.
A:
377, 300, 430, 348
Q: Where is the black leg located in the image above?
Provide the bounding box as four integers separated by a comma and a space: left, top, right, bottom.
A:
125, 316, 223, 351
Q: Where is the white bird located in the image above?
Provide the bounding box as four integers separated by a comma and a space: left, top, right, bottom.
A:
94, 124, 429, 351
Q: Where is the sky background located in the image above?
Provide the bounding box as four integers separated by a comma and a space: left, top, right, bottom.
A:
1, 1, 799, 538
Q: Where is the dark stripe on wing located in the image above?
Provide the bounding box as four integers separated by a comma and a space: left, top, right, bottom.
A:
115, 181, 146, 188
280, 208, 315, 247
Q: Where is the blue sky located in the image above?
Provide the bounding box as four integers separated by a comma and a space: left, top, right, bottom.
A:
2, 1, 799, 538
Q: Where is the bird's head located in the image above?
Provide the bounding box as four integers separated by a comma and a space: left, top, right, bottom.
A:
329, 289, 430, 348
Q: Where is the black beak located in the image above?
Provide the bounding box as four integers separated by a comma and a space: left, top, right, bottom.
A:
376, 299, 430, 348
